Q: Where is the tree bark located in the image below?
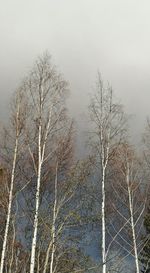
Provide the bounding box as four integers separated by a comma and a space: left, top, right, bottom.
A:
126, 164, 140, 273
30, 120, 42, 273
0, 137, 18, 273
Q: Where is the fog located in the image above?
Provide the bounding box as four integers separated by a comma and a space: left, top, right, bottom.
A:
1, 0, 150, 143
0, 2, 149, 271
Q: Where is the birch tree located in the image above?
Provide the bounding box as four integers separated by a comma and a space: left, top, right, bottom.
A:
42, 123, 74, 273
0, 90, 27, 273
2, 53, 88, 273
34, 127, 89, 273
89, 73, 127, 273
19, 53, 69, 273
108, 143, 147, 273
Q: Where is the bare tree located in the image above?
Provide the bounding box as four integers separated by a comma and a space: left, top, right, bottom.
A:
108, 143, 147, 273
0, 53, 90, 273
0, 90, 27, 273
19, 53, 69, 273
89, 73, 127, 273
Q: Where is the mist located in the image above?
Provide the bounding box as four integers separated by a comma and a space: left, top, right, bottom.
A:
1, 0, 150, 144
1, 2, 150, 272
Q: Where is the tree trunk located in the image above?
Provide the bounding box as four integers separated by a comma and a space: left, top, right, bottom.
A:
50, 163, 58, 273
0, 137, 18, 273
30, 121, 42, 273
127, 165, 140, 273
102, 166, 106, 273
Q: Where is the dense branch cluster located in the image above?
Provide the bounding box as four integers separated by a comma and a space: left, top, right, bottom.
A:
0, 54, 149, 273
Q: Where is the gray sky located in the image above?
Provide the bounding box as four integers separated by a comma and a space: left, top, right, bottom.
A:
1, 0, 150, 141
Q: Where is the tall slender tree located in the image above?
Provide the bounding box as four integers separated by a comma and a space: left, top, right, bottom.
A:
109, 143, 145, 273
0, 90, 27, 273
21, 54, 69, 273
89, 73, 127, 273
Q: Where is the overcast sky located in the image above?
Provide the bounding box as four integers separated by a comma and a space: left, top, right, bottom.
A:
1, 0, 150, 142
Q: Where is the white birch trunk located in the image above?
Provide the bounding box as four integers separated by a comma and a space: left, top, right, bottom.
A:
9, 218, 16, 273
30, 93, 52, 273
50, 163, 58, 273
0, 134, 19, 273
101, 153, 109, 273
43, 163, 58, 273
101, 104, 110, 273
99, 82, 107, 273
102, 165, 106, 273
126, 165, 140, 273
43, 242, 52, 273
30, 120, 42, 273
